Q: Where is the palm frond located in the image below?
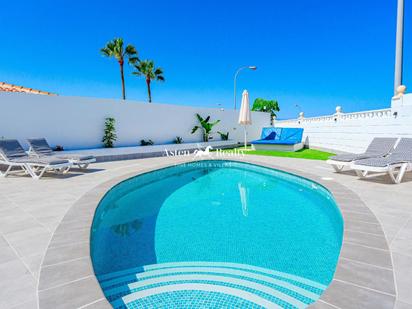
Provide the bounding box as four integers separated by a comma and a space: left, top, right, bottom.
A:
191, 126, 200, 134
154, 68, 163, 75
154, 67, 164, 81
125, 44, 139, 64
100, 47, 112, 57
125, 44, 137, 56
195, 113, 204, 123
101, 38, 125, 60
132, 58, 165, 96
128, 56, 140, 64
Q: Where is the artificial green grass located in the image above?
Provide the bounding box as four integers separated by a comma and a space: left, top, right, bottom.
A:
220, 147, 335, 161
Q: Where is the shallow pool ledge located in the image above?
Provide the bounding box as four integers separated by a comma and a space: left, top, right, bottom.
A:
37, 157, 396, 309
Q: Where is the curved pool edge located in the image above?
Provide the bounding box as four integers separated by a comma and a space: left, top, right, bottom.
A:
37, 157, 396, 309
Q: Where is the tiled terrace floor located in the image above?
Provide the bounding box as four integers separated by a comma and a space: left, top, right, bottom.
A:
0, 155, 411, 308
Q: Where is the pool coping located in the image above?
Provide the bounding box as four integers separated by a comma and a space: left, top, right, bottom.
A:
37, 156, 396, 309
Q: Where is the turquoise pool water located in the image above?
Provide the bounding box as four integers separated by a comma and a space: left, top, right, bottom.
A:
91, 160, 343, 309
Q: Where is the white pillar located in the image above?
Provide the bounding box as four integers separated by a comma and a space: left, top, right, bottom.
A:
394, 0, 405, 94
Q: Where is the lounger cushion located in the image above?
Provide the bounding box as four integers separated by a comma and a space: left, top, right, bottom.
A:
253, 127, 303, 146
263, 131, 277, 140
279, 128, 304, 144
354, 153, 412, 167
11, 157, 69, 166
0, 140, 28, 160
392, 138, 412, 155
28, 138, 96, 163
252, 139, 299, 145
27, 138, 54, 155
355, 157, 396, 167
56, 154, 95, 161
330, 137, 398, 162
329, 153, 374, 162
364, 137, 398, 155
260, 127, 282, 140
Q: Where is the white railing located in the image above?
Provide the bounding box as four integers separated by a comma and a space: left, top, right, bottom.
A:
275, 107, 393, 124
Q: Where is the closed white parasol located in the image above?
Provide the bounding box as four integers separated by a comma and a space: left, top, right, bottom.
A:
238, 90, 252, 148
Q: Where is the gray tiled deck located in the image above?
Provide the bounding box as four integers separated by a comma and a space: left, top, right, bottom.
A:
0, 155, 411, 308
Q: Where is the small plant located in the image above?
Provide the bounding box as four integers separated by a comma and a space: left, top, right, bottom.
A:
54, 145, 64, 151
173, 136, 183, 144
102, 117, 117, 148
140, 139, 154, 146
191, 114, 220, 142
218, 131, 229, 141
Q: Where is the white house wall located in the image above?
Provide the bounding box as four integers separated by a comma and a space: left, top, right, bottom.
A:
0, 93, 270, 150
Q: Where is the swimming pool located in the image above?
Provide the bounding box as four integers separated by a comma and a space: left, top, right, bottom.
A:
91, 160, 343, 308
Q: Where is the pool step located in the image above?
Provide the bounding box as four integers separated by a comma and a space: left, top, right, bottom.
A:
96, 262, 326, 309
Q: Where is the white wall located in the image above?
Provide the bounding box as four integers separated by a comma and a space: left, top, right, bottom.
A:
275, 94, 412, 153
0, 93, 270, 150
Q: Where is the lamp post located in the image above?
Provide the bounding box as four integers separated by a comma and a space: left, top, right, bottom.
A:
394, 0, 405, 94
234, 66, 257, 110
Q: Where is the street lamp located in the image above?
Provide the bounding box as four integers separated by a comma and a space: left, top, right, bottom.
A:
234, 66, 257, 110
394, 0, 405, 94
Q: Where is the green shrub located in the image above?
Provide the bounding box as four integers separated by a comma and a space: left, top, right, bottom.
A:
140, 139, 154, 146
174, 136, 183, 144
102, 117, 117, 148
217, 131, 229, 141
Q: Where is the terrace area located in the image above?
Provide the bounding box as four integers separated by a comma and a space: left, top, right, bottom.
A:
1, 88, 412, 309
1, 0, 411, 307
1, 154, 412, 308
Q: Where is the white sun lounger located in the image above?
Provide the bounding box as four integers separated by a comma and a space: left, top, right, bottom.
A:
326, 137, 398, 172
27, 138, 96, 169
0, 139, 72, 180
351, 138, 412, 184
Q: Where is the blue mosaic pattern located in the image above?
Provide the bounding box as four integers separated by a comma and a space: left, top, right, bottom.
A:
100, 262, 326, 308
123, 291, 264, 309
111, 280, 299, 308
104, 273, 316, 304
100, 267, 324, 297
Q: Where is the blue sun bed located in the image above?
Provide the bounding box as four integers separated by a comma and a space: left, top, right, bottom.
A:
251, 127, 304, 151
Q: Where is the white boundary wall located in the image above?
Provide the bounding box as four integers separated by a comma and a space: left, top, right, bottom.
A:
0, 93, 270, 150
275, 94, 412, 153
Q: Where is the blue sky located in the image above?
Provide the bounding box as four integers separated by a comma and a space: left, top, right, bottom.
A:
1, 0, 410, 118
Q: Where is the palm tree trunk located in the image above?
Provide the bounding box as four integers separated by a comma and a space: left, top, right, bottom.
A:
120, 61, 126, 100
146, 78, 152, 103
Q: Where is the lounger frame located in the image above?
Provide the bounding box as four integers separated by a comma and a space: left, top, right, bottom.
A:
28, 147, 95, 170
27, 142, 96, 170
326, 138, 399, 173
0, 150, 72, 180
0, 154, 30, 177
326, 159, 352, 172
25, 162, 72, 180
351, 162, 411, 184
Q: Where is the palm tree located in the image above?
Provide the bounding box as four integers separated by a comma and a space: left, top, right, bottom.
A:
101, 38, 139, 100
132, 60, 164, 103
